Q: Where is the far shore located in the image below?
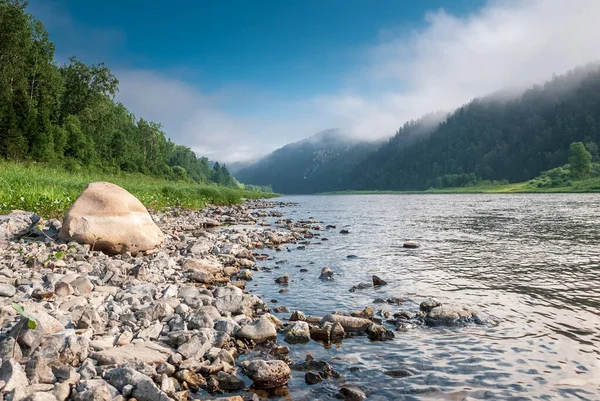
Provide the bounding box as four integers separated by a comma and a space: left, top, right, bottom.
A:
317, 176, 600, 195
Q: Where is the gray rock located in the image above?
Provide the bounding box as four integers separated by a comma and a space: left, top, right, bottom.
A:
289, 310, 306, 322
340, 386, 367, 401
185, 269, 214, 284
91, 342, 172, 365
0, 211, 40, 240
366, 324, 395, 341
78, 359, 97, 380
0, 358, 29, 392
187, 309, 217, 330
0, 283, 16, 297
0, 336, 22, 361
420, 298, 441, 313
26, 355, 56, 384
53, 382, 71, 401
321, 314, 372, 334
305, 371, 323, 384
70, 276, 93, 295
51, 364, 80, 385
73, 380, 120, 401
372, 275, 387, 286
319, 267, 334, 280
284, 321, 311, 344
238, 269, 253, 281
426, 305, 477, 326
22, 393, 58, 401
214, 318, 240, 336
216, 371, 245, 391
236, 318, 277, 342
242, 359, 290, 389
177, 331, 212, 359
105, 367, 171, 401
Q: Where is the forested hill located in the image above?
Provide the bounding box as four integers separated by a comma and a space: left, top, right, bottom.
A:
234, 129, 381, 194
0, 0, 237, 187
344, 65, 600, 190
238, 64, 600, 193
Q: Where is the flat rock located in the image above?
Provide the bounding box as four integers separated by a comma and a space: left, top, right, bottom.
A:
321, 314, 371, 334
91, 342, 172, 365
236, 318, 277, 342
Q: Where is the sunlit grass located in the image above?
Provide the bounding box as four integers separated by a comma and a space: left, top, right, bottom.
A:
0, 161, 277, 218
322, 177, 600, 195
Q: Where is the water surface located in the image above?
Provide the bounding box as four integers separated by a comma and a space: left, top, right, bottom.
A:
247, 194, 600, 400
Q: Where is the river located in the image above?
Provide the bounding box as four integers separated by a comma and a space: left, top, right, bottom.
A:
244, 194, 600, 400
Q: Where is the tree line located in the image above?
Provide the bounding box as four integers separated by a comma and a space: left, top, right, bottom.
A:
342, 64, 600, 191
0, 0, 238, 187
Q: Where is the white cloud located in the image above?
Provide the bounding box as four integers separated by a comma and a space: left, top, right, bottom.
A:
322, 0, 600, 139
115, 70, 323, 163
116, 0, 600, 161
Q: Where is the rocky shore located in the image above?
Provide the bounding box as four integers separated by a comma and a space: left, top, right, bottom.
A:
0, 185, 496, 401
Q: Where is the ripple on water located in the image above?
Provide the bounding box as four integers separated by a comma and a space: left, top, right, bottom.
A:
247, 194, 600, 400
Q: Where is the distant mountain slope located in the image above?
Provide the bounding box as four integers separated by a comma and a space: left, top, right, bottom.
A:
345, 64, 600, 190
234, 129, 381, 193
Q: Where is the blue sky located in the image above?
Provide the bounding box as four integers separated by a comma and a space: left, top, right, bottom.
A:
29, 0, 600, 162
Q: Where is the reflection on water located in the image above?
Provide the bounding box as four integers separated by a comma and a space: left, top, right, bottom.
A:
247, 194, 600, 400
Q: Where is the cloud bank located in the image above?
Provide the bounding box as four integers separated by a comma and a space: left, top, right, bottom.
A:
116, 0, 600, 161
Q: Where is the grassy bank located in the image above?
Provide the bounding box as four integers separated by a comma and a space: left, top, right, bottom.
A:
0, 161, 277, 217
324, 177, 600, 195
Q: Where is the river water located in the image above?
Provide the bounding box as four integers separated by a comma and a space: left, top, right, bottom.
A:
245, 194, 600, 400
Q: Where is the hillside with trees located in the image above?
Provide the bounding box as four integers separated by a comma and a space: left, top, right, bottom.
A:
234, 129, 381, 194
0, 0, 238, 187
237, 64, 600, 193
344, 64, 600, 191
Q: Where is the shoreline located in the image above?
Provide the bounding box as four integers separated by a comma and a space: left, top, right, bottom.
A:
0, 199, 495, 400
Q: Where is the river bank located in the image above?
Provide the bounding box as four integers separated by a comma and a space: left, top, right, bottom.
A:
1, 194, 598, 400
323, 175, 600, 195
0, 198, 462, 401
0, 161, 276, 218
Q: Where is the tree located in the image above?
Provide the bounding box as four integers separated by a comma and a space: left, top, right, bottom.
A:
569, 142, 592, 178
585, 141, 599, 162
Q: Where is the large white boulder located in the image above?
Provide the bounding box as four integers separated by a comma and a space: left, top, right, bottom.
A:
59, 182, 164, 255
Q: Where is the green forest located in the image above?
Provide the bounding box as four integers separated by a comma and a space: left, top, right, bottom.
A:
0, 0, 239, 187
345, 65, 600, 191
237, 64, 600, 193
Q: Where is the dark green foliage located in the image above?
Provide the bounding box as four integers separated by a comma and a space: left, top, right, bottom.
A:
430, 173, 479, 189
527, 165, 573, 188
0, 0, 241, 189
234, 129, 381, 194
568, 142, 592, 178
344, 65, 600, 191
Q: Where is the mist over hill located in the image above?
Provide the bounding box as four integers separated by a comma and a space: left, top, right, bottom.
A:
236, 64, 600, 193
234, 129, 382, 194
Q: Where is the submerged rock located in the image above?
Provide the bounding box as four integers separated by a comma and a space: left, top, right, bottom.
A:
426, 305, 478, 326
420, 297, 441, 313
340, 386, 366, 401
403, 241, 419, 249
372, 275, 387, 286
321, 314, 371, 334
319, 267, 334, 280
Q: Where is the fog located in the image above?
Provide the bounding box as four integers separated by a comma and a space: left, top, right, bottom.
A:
117, 0, 600, 162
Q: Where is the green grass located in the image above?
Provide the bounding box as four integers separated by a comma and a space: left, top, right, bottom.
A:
324, 177, 600, 195
0, 161, 277, 218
